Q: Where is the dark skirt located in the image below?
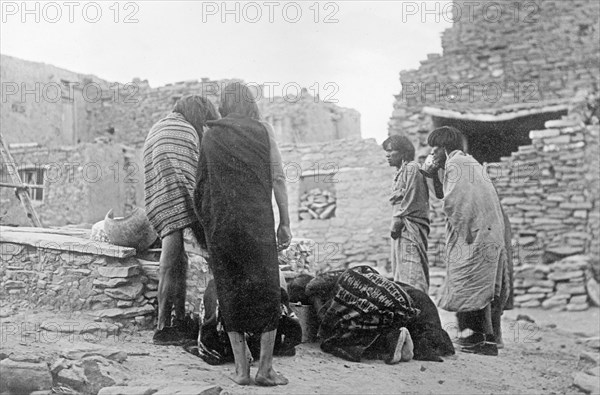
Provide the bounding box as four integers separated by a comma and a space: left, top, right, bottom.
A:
209, 241, 281, 333
195, 280, 302, 365
195, 114, 282, 333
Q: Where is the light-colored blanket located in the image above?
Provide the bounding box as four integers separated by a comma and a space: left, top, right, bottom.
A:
437, 150, 509, 312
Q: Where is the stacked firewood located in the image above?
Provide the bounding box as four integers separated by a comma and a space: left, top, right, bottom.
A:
298, 188, 336, 220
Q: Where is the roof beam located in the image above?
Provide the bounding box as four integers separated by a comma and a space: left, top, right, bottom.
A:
422, 104, 570, 122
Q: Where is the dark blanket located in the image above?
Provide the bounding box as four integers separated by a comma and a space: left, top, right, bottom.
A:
313, 266, 420, 362
195, 114, 280, 334
192, 280, 302, 365
298, 269, 455, 362
396, 282, 455, 362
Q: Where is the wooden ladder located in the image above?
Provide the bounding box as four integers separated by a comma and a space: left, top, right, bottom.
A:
0, 133, 44, 227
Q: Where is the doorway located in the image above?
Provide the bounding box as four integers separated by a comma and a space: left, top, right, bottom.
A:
431, 109, 568, 163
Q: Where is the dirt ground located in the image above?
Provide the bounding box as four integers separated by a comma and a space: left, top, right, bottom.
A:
1, 307, 599, 395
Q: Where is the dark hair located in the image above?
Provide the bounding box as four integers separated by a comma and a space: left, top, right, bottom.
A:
427, 126, 465, 152
173, 95, 219, 135
305, 269, 345, 299
219, 82, 261, 119
382, 135, 415, 161
287, 274, 315, 305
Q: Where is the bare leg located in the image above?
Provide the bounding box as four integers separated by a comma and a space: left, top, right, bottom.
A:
172, 251, 188, 326
255, 329, 288, 386
226, 332, 251, 385
157, 230, 183, 330
482, 303, 493, 337
460, 303, 498, 356
491, 299, 503, 348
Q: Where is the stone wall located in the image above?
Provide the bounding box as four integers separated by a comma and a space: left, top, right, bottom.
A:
0, 242, 153, 323
513, 254, 597, 310
389, 0, 600, 147
260, 93, 361, 144
385, 0, 600, 286
0, 235, 210, 328
413, 110, 600, 305
280, 138, 394, 274
478, 115, 598, 310
489, 117, 599, 263
1, 54, 361, 150
93, 79, 361, 148
0, 142, 144, 226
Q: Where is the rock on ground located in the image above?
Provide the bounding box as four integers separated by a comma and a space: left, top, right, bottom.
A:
588, 277, 600, 307
153, 383, 222, 395
573, 371, 600, 394
97, 386, 159, 395
0, 359, 53, 393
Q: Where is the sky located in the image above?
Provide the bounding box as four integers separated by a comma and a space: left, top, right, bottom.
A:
0, 1, 452, 143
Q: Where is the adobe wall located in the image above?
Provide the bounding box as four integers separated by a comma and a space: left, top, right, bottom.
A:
280, 138, 397, 274
0, 142, 144, 226
1, 54, 361, 149
0, 54, 119, 147
260, 94, 361, 144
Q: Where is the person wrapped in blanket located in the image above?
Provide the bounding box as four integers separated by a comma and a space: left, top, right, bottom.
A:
423, 126, 513, 356
190, 278, 302, 365
288, 266, 455, 363
143, 95, 219, 345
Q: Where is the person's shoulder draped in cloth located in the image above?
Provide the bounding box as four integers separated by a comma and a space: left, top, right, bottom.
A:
193, 82, 292, 386
437, 149, 510, 313
144, 111, 201, 238
196, 112, 281, 333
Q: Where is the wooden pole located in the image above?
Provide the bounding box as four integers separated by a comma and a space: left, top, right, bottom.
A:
0, 133, 44, 227
0, 182, 44, 189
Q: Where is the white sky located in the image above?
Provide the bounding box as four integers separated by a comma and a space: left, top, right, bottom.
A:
0, 1, 452, 142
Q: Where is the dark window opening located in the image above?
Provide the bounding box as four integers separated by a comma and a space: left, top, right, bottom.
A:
432, 109, 568, 163
298, 174, 336, 221
18, 168, 45, 201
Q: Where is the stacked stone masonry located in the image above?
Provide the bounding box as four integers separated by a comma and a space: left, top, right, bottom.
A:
0, 232, 210, 328
513, 255, 598, 310
425, 115, 600, 309
490, 119, 599, 263
389, 0, 600, 144
386, 0, 600, 311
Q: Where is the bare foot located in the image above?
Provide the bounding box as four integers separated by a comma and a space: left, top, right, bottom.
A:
228, 372, 251, 386
496, 337, 504, 349
385, 327, 407, 364
228, 360, 251, 386
255, 368, 289, 386
400, 328, 414, 362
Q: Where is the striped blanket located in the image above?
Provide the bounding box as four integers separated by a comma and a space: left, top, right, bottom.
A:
143, 112, 200, 238
317, 266, 420, 362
